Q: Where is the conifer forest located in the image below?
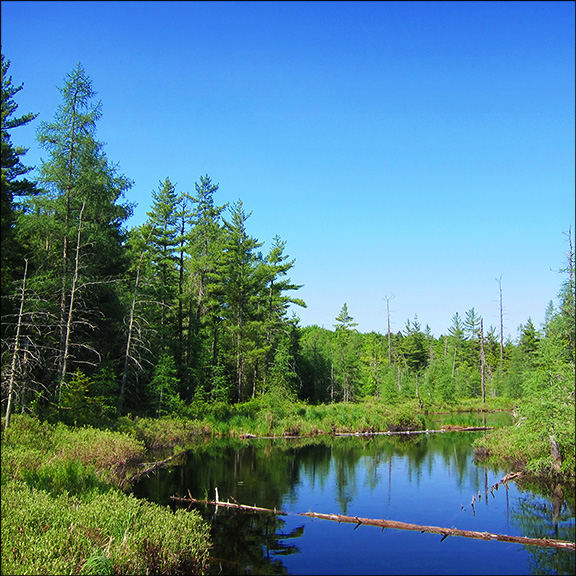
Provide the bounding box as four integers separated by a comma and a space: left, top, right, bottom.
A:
2, 55, 574, 482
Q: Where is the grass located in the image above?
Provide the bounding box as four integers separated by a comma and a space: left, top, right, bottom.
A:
2, 482, 211, 575
473, 419, 576, 481
5, 393, 558, 574
111, 394, 515, 450
1, 414, 212, 575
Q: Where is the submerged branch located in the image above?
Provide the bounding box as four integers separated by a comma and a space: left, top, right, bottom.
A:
170, 494, 287, 515
127, 450, 187, 485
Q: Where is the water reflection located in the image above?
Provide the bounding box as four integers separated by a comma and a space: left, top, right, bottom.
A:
133, 415, 574, 575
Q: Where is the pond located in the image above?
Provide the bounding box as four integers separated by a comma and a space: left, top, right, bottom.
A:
133, 413, 575, 575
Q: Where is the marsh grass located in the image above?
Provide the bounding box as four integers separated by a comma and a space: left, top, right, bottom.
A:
114, 395, 511, 448
1, 415, 211, 575
1, 482, 211, 575
2, 414, 146, 488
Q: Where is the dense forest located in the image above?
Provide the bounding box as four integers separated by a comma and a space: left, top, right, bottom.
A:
2, 57, 574, 461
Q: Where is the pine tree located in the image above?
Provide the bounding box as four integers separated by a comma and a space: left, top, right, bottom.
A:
333, 303, 359, 402
212, 200, 264, 402
144, 177, 181, 354
19, 63, 132, 407
183, 174, 227, 395
261, 236, 306, 390
1, 53, 38, 305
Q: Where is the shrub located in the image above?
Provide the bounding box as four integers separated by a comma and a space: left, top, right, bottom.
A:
1, 482, 211, 575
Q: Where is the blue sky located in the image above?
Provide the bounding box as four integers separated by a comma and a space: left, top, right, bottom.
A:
2, 1, 574, 338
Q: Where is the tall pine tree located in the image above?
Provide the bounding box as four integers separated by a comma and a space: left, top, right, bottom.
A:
20, 63, 132, 407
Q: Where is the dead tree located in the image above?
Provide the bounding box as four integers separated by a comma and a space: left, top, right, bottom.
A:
3, 259, 28, 434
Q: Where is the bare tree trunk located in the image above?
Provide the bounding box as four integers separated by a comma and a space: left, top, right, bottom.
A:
237, 330, 243, 402
330, 350, 334, 403
4, 259, 28, 434
57, 102, 78, 387
58, 200, 85, 406
497, 275, 504, 367
119, 226, 154, 414
177, 213, 186, 371
480, 318, 486, 404
563, 227, 574, 362
385, 295, 394, 366
172, 496, 575, 550
550, 435, 562, 472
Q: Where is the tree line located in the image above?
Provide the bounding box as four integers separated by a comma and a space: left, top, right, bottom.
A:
2, 56, 574, 429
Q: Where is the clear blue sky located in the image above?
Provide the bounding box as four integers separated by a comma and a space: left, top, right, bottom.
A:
2, 1, 574, 339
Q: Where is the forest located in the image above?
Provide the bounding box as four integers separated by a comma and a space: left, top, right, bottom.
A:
2, 56, 575, 479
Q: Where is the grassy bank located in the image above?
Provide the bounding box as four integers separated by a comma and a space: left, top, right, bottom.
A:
7, 394, 564, 575
473, 419, 576, 483
1, 415, 211, 575
114, 393, 515, 449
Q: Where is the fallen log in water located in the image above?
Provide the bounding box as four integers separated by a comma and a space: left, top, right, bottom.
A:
333, 426, 494, 437
300, 512, 576, 550
170, 494, 287, 515
237, 426, 494, 440
171, 495, 575, 550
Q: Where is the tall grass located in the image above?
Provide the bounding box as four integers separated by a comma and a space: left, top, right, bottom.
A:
113, 395, 510, 448
2, 482, 210, 575
2, 414, 146, 488
1, 415, 211, 575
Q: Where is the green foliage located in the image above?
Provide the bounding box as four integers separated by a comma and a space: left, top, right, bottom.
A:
59, 370, 117, 427
2, 414, 146, 488
149, 354, 183, 416
22, 458, 109, 496
0, 57, 573, 487
1, 52, 38, 299
115, 415, 208, 450
1, 414, 210, 575
1, 482, 211, 576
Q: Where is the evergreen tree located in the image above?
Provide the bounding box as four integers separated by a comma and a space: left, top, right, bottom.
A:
184, 174, 227, 395
359, 331, 386, 398
261, 236, 306, 389
298, 325, 333, 402
212, 200, 264, 402
333, 303, 359, 402
144, 177, 181, 355
400, 315, 428, 373
149, 353, 183, 416
18, 63, 132, 408
1, 53, 38, 308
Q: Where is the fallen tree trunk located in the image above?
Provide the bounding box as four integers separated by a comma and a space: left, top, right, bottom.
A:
171, 494, 287, 515
300, 512, 575, 550
333, 426, 494, 437
172, 495, 575, 550
243, 426, 494, 440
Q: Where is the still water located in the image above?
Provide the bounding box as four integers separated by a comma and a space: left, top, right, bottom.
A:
133, 413, 575, 575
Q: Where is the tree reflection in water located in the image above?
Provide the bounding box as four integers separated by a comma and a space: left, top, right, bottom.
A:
133, 417, 574, 576
511, 480, 575, 576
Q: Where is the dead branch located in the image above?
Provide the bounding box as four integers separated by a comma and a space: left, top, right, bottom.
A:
299, 511, 575, 550
127, 450, 187, 484
170, 495, 287, 515
172, 495, 575, 550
